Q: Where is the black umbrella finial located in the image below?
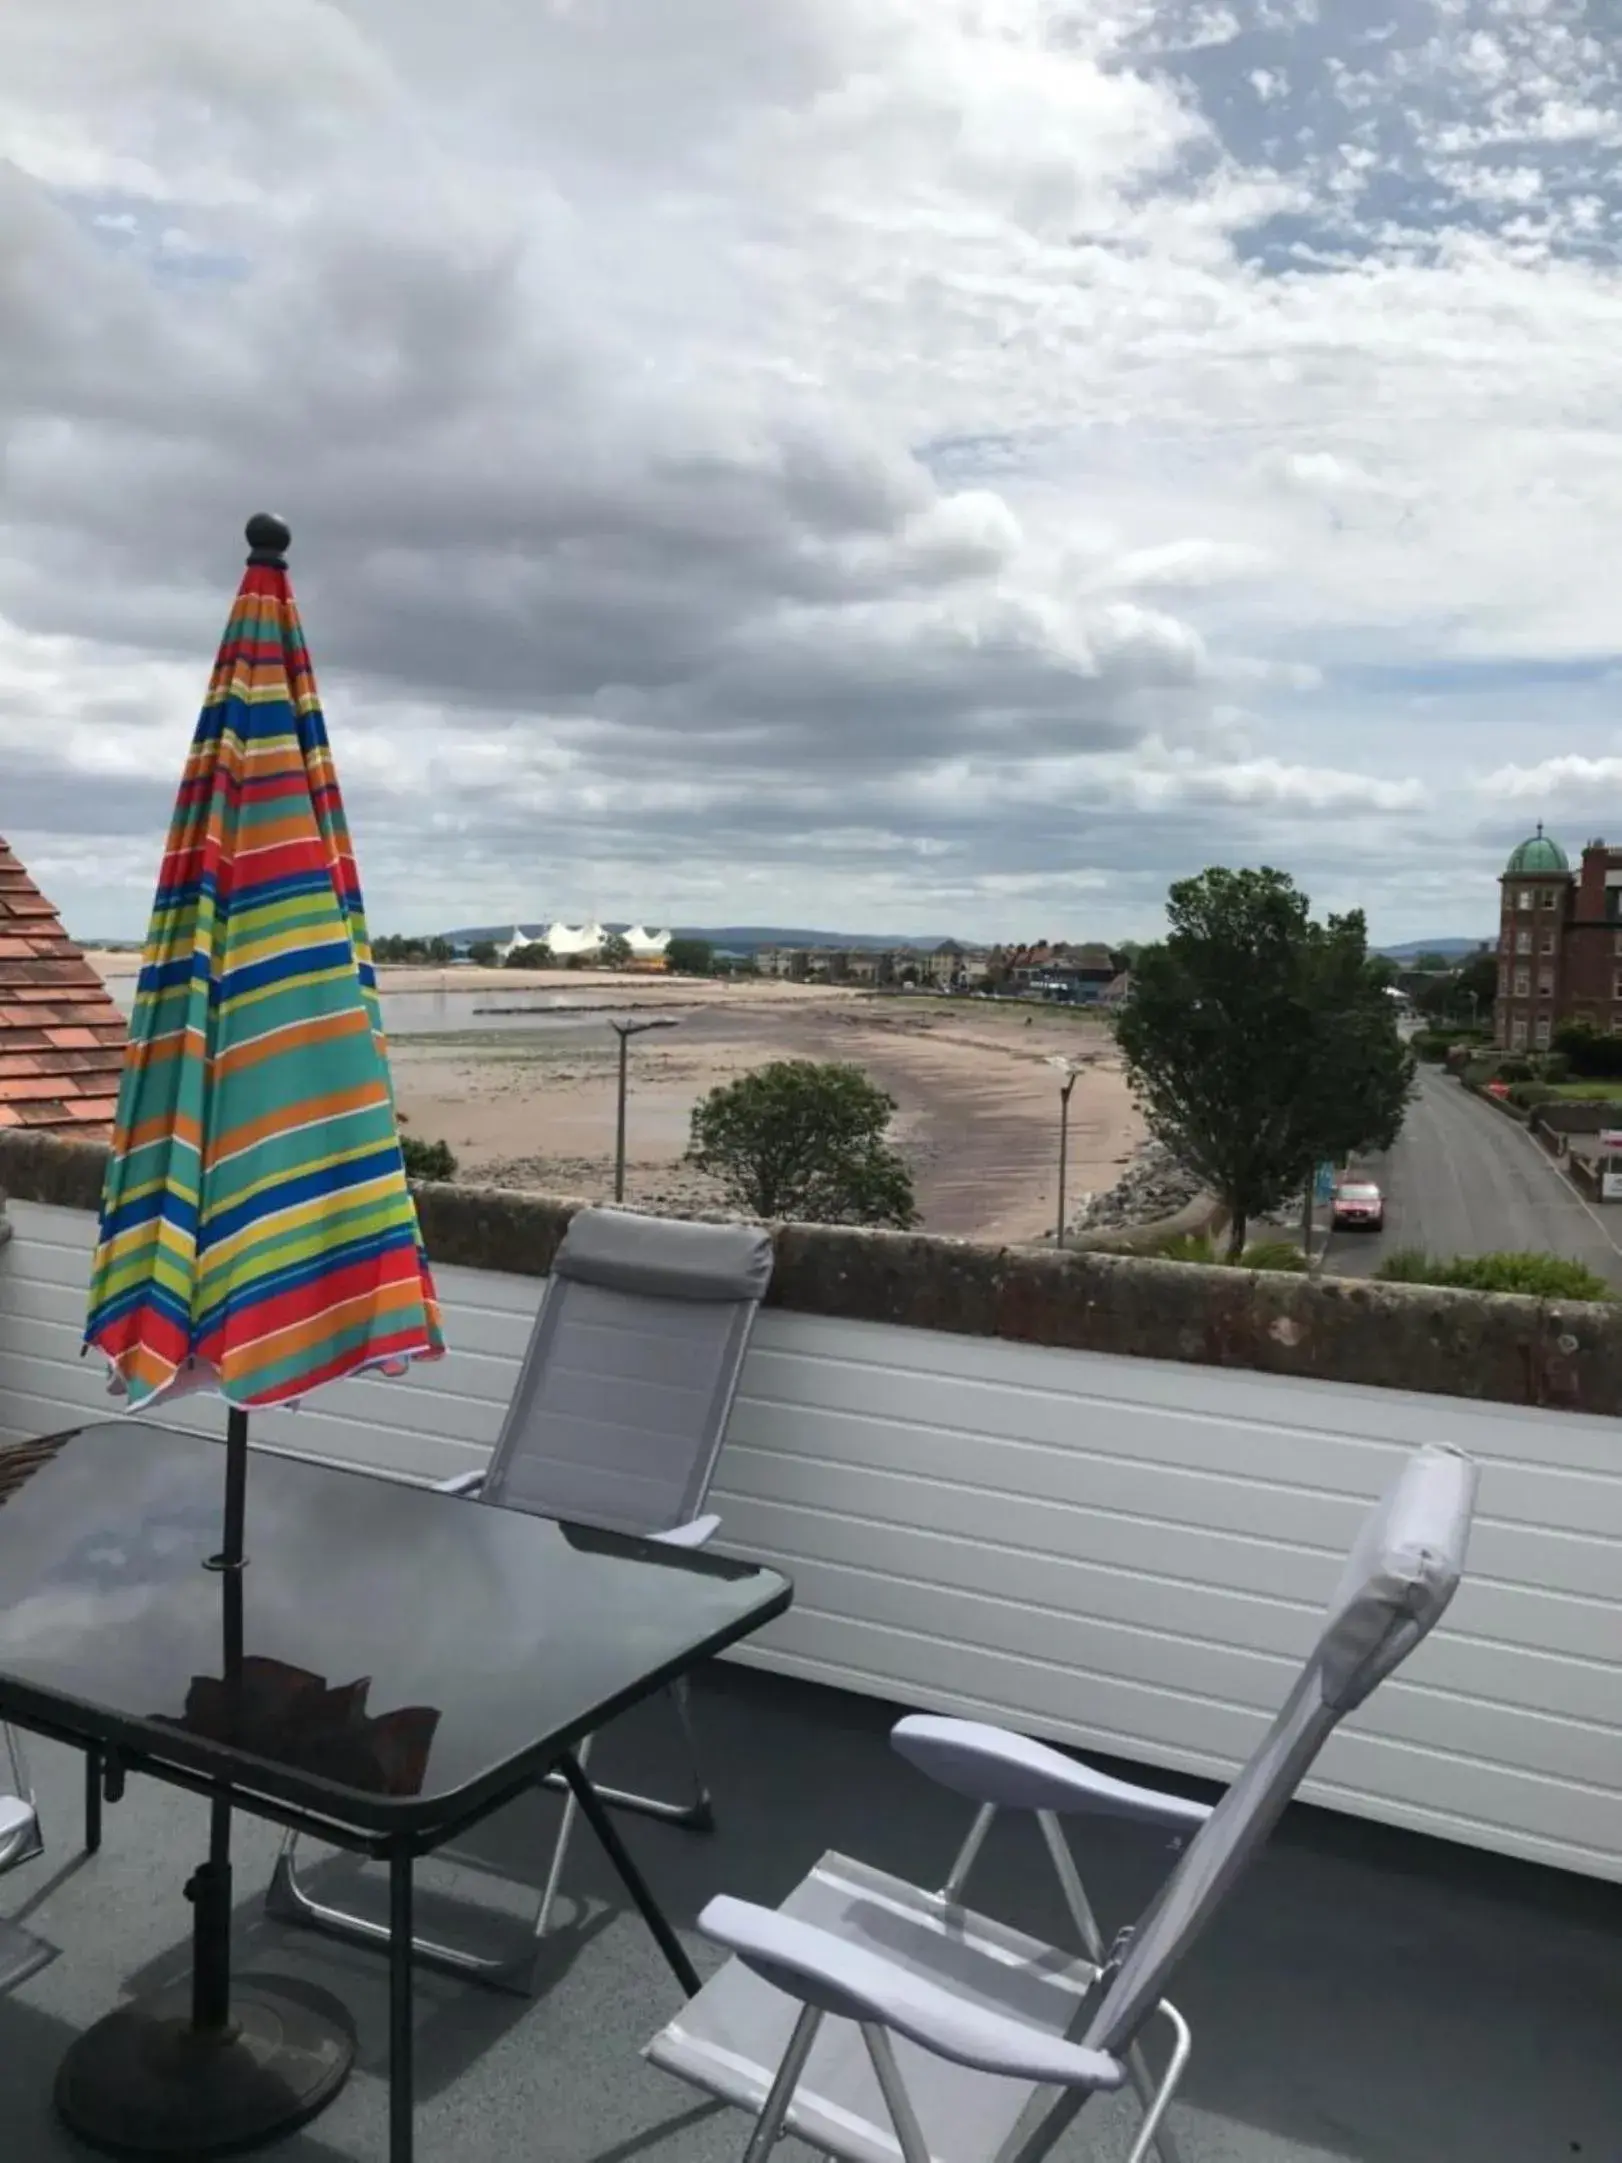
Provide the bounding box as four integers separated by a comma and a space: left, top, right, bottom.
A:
245, 512, 291, 568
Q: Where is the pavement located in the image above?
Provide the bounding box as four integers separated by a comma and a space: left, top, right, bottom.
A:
3, 1661, 1620, 2163
1323, 1064, 1622, 1288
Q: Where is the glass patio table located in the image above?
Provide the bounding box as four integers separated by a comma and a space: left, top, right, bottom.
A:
0, 1419, 791, 2163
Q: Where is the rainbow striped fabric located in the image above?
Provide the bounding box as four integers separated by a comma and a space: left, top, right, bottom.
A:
83, 555, 445, 1409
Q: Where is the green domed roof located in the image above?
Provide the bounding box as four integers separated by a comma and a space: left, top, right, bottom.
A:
1505, 825, 1569, 876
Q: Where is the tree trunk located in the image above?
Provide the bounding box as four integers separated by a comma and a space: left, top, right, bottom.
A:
1224, 1210, 1247, 1261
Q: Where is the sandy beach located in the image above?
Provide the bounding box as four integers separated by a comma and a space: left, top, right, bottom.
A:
83, 956, 1143, 1243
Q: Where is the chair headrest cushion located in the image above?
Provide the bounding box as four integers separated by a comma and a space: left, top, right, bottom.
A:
553, 1207, 774, 1303
1316, 1443, 1477, 1712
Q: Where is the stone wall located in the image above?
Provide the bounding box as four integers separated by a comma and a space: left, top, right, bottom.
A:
6, 1128, 1622, 1416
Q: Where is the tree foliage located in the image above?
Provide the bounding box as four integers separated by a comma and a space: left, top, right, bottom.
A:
504, 942, 553, 969
686, 1059, 918, 1226
1553, 1022, 1622, 1079
466, 939, 499, 967
666, 936, 714, 975
399, 1132, 457, 1182
1114, 867, 1414, 1258
601, 931, 633, 967
372, 934, 454, 964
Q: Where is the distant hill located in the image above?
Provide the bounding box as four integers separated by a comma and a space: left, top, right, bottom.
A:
442, 922, 963, 953
1377, 937, 1494, 962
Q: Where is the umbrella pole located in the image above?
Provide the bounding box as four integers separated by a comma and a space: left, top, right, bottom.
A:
190, 1406, 249, 2034
57, 1400, 356, 2154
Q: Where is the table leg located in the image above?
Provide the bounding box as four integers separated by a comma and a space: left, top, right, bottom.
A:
83, 1749, 101, 1853
556, 1750, 701, 1995
390, 1843, 415, 2163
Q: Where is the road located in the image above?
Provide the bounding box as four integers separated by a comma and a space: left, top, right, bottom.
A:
1323, 1065, 1622, 1288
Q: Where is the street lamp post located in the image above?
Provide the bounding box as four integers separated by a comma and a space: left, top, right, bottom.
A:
1048, 1056, 1081, 1247
609, 1016, 679, 1202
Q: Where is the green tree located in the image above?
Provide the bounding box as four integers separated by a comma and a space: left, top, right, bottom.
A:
686, 1060, 918, 1226
602, 931, 633, 968
1115, 867, 1414, 1258
1454, 948, 1497, 1022
504, 941, 552, 969
666, 936, 714, 975
467, 939, 499, 967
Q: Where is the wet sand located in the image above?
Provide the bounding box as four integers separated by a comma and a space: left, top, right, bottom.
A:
381, 976, 1141, 1244
82, 954, 1142, 1242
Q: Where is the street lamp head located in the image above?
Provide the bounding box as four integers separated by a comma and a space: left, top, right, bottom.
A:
610, 1016, 682, 1039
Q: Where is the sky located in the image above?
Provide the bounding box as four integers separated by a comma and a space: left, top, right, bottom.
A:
3, 0, 1621, 947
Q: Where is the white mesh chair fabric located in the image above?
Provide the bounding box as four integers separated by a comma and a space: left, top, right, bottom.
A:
644, 1442, 1477, 2163
269, 1207, 774, 1991
479, 1210, 772, 1536
1082, 1441, 1476, 2060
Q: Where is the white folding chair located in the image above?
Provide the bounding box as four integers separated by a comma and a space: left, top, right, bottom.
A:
646, 1442, 1477, 2163
269, 1206, 774, 1990
0, 1726, 41, 1877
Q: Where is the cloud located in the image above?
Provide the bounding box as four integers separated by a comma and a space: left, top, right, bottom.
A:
1476, 755, 1622, 802
0, 0, 1616, 945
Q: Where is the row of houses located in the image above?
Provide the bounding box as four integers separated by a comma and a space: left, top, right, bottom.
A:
755, 937, 1130, 1003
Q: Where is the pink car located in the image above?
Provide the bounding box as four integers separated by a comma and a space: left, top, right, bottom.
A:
1333, 1180, 1385, 1231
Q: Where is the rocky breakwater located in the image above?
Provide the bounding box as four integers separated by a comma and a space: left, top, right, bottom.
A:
1070, 1139, 1201, 1234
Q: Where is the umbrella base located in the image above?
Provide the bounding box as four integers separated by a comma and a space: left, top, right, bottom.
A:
55, 1975, 354, 2157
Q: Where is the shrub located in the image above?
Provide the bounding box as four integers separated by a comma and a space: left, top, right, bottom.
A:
1236, 1238, 1309, 1273
1494, 1057, 1533, 1082
1151, 1233, 1306, 1271
1411, 1030, 1460, 1063
1508, 1081, 1558, 1110
1375, 1249, 1613, 1300
1461, 1058, 1500, 1089
1533, 1051, 1570, 1084
400, 1134, 457, 1182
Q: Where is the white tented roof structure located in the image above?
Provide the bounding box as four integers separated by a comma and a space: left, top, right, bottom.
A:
622, 925, 671, 958
544, 920, 607, 958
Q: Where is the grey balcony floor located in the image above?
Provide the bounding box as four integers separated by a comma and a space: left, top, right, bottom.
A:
1, 1662, 1618, 2163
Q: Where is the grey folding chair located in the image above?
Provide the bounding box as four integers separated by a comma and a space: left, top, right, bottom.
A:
269, 1205, 774, 1989
646, 1441, 1477, 2163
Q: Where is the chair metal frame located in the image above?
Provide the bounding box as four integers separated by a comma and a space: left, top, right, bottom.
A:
647, 1442, 1478, 2163
269, 1208, 770, 1993
0, 1722, 42, 1873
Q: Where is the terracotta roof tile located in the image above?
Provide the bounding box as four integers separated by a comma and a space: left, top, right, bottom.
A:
0, 838, 128, 1142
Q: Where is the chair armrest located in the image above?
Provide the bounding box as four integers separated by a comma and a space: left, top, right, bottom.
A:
891, 1716, 1211, 1835
699, 1896, 1125, 2090
651, 1512, 721, 1551
435, 1469, 487, 1497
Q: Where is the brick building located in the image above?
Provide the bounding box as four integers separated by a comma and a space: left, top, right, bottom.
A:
1494, 825, 1622, 1050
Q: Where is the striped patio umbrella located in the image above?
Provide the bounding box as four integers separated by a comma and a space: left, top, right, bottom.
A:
84, 512, 445, 1426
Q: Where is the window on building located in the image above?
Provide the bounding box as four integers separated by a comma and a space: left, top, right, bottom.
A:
1514, 968, 1530, 995
1516, 927, 1532, 953
1511, 1015, 1528, 1048
1534, 1016, 1551, 1048
1613, 974, 1622, 1002
1538, 970, 1554, 996
1607, 888, 1622, 922
1541, 930, 1556, 953
1614, 931, 1622, 957
1541, 888, 1558, 908
1497, 965, 1508, 996
1517, 887, 1534, 910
